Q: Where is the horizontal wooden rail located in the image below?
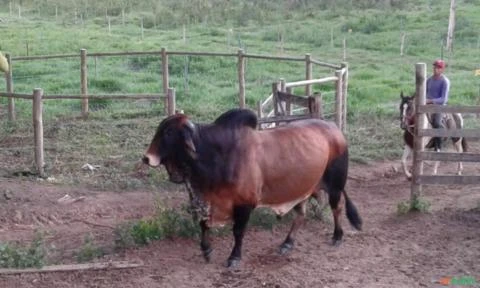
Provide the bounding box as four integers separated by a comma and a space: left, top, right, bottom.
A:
167, 51, 237, 57
277, 91, 311, 108
285, 77, 338, 88
89, 51, 162, 57
0, 92, 33, 99
42, 94, 163, 100
310, 59, 342, 69
244, 54, 304, 61
415, 175, 480, 185
417, 128, 480, 139
12, 54, 78, 61
418, 151, 480, 162
417, 105, 480, 114
258, 114, 312, 124
0, 93, 163, 100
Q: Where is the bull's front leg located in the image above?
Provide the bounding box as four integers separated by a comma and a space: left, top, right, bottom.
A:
227, 205, 253, 268
200, 220, 212, 262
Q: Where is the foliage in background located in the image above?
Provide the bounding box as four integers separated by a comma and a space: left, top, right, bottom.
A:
0, 233, 45, 268
1, 0, 480, 190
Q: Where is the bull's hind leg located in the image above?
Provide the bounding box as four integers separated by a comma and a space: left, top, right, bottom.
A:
322, 149, 361, 245
200, 220, 213, 262
279, 200, 308, 255
227, 205, 254, 268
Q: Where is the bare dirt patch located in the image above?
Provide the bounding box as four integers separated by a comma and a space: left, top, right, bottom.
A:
0, 159, 479, 288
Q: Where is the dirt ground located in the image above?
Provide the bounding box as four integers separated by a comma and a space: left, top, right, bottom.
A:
0, 158, 479, 288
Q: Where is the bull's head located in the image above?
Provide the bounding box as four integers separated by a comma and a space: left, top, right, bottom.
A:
142, 114, 197, 184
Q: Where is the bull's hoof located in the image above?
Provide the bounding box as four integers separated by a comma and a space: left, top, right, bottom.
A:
202, 247, 213, 263
278, 242, 294, 255
226, 257, 241, 268
331, 238, 343, 247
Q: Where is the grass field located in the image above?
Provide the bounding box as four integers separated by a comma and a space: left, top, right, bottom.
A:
1, 0, 480, 188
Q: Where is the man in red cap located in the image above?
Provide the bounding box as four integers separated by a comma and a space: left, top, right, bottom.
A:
426, 59, 450, 150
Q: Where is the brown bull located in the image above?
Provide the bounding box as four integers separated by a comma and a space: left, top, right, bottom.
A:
143, 108, 362, 267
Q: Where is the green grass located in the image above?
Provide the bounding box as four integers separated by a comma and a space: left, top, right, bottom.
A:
0, 234, 45, 269
1, 0, 480, 189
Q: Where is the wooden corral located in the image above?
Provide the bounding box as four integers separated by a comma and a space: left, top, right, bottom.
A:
410, 63, 480, 203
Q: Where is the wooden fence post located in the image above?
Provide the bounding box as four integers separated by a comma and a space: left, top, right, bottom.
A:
272, 82, 280, 121
305, 53, 312, 97
161, 47, 169, 114
313, 92, 323, 119
6, 53, 15, 121
33, 88, 45, 178
80, 48, 88, 118
341, 62, 349, 131
411, 63, 427, 204
256, 100, 263, 118
335, 69, 343, 131
237, 48, 246, 108
167, 87, 176, 116
285, 87, 292, 116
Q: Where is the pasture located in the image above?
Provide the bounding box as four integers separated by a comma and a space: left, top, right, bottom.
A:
1, 0, 480, 287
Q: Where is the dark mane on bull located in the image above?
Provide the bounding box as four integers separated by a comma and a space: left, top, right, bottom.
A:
188, 109, 257, 191
213, 108, 258, 129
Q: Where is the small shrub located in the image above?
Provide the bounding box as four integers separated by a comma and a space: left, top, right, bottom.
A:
397, 197, 431, 214
0, 234, 45, 268
76, 235, 104, 263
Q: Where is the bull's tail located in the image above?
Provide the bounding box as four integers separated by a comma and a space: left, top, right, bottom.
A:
342, 190, 362, 231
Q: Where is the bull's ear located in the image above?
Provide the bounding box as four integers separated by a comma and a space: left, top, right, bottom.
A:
400, 91, 404, 98
183, 121, 197, 159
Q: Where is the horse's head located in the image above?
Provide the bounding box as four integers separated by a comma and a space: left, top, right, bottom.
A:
399, 91, 415, 130
143, 113, 197, 184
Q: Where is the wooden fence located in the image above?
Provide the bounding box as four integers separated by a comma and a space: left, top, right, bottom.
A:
0, 88, 175, 176
410, 63, 480, 203
257, 63, 348, 131
3, 48, 345, 121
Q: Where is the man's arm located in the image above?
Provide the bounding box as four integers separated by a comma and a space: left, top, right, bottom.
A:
431, 77, 450, 105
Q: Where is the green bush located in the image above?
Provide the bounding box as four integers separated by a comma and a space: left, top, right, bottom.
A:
0, 235, 45, 269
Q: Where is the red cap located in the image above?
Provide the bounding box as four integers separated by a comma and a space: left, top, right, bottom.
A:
433, 59, 446, 69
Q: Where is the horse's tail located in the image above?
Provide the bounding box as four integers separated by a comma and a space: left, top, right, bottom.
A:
342, 190, 362, 231
462, 137, 468, 152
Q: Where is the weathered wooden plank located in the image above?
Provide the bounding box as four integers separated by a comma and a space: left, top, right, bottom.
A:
12, 54, 78, 60
417, 105, 480, 114
417, 128, 480, 138
258, 114, 312, 124
415, 175, 480, 185
310, 59, 342, 69
277, 91, 310, 108
244, 54, 304, 61
0, 261, 143, 275
0, 92, 32, 99
41, 94, 163, 100
418, 151, 480, 162
285, 77, 338, 88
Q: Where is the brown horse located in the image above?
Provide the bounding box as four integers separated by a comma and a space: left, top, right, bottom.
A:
399, 92, 467, 180
143, 108, 362, 267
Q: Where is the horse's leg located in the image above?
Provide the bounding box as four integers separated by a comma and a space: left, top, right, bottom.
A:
454, 138, 464, 175
401, 144, 412, 180
433, 147, 440, 175
279, 199, 307, 255
200, 220, 213, 262
227, 204, 254, 268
